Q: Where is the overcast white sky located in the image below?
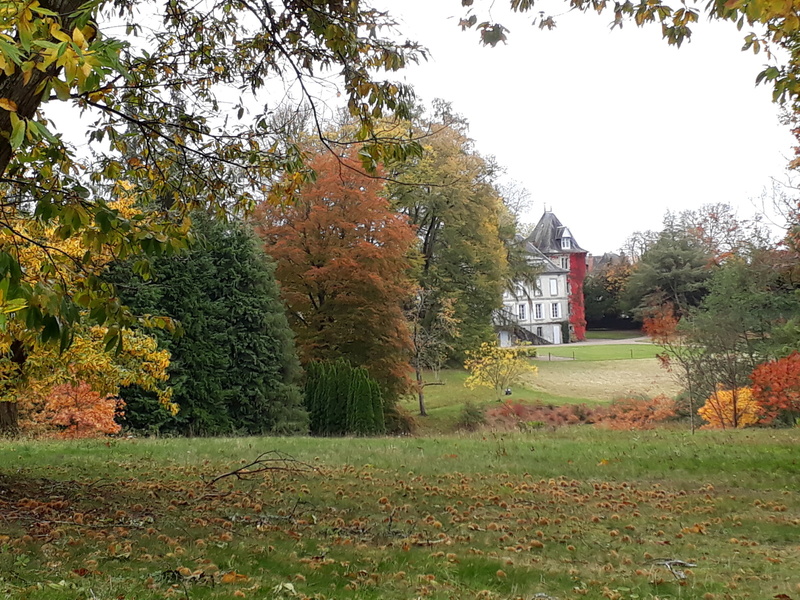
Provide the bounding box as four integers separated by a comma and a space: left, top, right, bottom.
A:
372, 1, 796, 254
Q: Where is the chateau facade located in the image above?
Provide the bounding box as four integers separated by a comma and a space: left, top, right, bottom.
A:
497, 211, 588, 345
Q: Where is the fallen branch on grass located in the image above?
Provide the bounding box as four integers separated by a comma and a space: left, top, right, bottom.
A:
649, 559, 697, 580
204, 451, 317, 487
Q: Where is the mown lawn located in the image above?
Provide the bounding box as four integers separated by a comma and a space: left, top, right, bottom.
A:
541, 344, 661, 362
1, 430, 798, 600
584, 330, 643, 340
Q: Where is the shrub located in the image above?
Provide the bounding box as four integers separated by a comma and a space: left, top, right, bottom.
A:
698, 386, 762, 429
464, 343, 537, 400
20, 382, 124, 439
385, 404, 417, 435
751, 352, 800, 425
455, 401, 487, 431
485, 400, 598, 430
594, 395, 677, 430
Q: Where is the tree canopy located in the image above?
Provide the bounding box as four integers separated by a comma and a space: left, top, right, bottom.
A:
0, 0, 424, 348
255, 150, 416, 402
388, 106, 511, 361
109, 213, 307, 436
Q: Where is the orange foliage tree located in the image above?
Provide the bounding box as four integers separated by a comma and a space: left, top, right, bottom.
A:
698, 387, 762, 429
22, 383, 124, 439
643, 304, 703, 432
642, 304, 679, 343
751, 352, 800, 425
254, 151, 417, 401
15, 326, 173, 438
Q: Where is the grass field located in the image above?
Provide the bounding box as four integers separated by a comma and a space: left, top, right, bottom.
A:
585, 330, 643, 340
409, 353, 680, 434
2, 431, 798, 600
401, 369, 598, 434
540, 344, 660, 362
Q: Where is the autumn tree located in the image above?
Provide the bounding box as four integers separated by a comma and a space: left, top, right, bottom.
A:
108, 213, 306, 436
619, 230, 660, 263
255, 151, 416, 403
643, 305, 704, 432
388, 104, 513, 361
464, 342, 537, 401
698, 387, 762, 429
407, 290, 459, 416
673, 203, 771, 259
751, 353, 800, 425
0, 195, 174, 432
0, 0, 428, 382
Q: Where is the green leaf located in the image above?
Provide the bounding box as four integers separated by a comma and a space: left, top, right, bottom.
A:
59, 324, 73, 353
104, 330, 120, 352
0, 39, 22, 65
9, 112, 25, 149
41, 315, 61, 344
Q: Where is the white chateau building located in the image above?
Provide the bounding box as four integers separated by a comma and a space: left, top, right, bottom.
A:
496, 211, 588, 346
497, 244, 570, 346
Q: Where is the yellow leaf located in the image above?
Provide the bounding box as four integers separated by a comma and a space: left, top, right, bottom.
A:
50, 23, 71, 43
0, 97, 18, 112
72, 27, 85, 47
221, 572, 249, 584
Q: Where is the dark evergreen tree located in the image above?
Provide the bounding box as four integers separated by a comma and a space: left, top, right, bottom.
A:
347, 368, 374, 435
110, 213, 307, 435
368, 378, 386, 435
303, 359, 385, 436
624, 228, 714, 318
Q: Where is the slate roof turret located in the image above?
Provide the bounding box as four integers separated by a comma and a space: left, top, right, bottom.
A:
526, 211, 586, 254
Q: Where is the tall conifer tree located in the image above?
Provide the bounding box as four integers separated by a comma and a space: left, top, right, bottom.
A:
110, 214, 307, 435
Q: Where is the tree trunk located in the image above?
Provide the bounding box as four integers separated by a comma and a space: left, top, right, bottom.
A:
0, 401, 18, 434
0, 340, 28, 434
416, 367, 427, 416
0, 0, 87, 176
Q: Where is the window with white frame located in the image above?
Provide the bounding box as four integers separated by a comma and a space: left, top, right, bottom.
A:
536, 326, 543, 337
551, 302, 561, 319
561, 237, 571, 250
560, 256, 569, 269
534, 303, 543, 320
549, 278, 558, 296
518, 303, 526, 321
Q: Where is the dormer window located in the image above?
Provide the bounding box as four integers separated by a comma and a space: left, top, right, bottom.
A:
561, 237, 571, 250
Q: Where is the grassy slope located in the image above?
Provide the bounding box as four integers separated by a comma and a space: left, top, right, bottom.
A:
410, 354, 680, 434
2, 431, 798, 600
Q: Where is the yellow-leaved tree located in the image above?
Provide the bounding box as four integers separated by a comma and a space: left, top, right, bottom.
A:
698, 387, 762, 429
15, 325, 174, 437
0, 189, 175, 433
464, 342, 537, 401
